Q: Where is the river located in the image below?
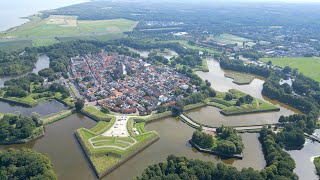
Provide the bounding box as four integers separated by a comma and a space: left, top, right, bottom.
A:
0, 0, 89, 32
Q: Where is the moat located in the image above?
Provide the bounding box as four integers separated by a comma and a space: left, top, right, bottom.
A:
0, 58, 317, 179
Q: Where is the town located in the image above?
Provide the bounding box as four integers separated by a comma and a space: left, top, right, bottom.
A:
70, 52, 196, 114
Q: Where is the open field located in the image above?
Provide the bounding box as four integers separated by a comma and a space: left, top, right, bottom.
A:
224, 72, 255, 85
75, 116, 159, 178
167, 40, 221, 54
209, 89, 280, 115
261, 57, 320, 82
210, 33, 255, 46
0, 15, 138, 49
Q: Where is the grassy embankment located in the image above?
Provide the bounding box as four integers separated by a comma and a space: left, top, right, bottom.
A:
0, 15, 138, 50
75, 110, 159, 178
80, 106, 114, 121
261, 57, 320, 82
0, 83, 74, 107
40, 109, 73, 125
314, 156, 320, 177
207, 89, 280, 115
224, 72, 255, 85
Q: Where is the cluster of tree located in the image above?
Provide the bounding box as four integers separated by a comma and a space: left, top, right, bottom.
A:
4, 73, 44, 92
0, 148, 56, 179
172, 54, 202, 68
236, 94, 254, 106
0, 50, 38, 76
75, 98, 85, 111
240, 50, 262, 61
0, 115, 39, 143
191, 130, 214, 149
147, 52, 169, 65
215, 126, 244, 155
277, 114, 316, 148
136, 155, 265, 180
38, 68, 60, 81
219, 58, 271, 78
262, 73, 319, 119
49, 83, 69, 96
4, 86, 28, 98
259, 127, 297, 179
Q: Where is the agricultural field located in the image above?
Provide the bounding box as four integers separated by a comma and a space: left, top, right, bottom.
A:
210, 33, 255, 47
0, 15, 138, 48
261, 57, 320, 82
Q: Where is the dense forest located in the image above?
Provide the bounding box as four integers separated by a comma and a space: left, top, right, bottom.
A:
0, 50, 37, 76
0, 115, 41, 143
191, 126, 243, 155
0, 148, 56, 179
137, 127, 296, 180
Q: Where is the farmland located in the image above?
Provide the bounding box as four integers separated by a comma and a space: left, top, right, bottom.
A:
261, 57, 320, 82
0, 15, 138, 48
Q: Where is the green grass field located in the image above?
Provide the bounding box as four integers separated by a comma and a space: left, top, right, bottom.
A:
261, 57, 320, 82
224, 72, 255, 85
0, 15, 138, 49
210, 33, 255, 46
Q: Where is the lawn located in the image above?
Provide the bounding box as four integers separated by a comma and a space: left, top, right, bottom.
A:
224, 72, 255, 85
260, 57, 320, 82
